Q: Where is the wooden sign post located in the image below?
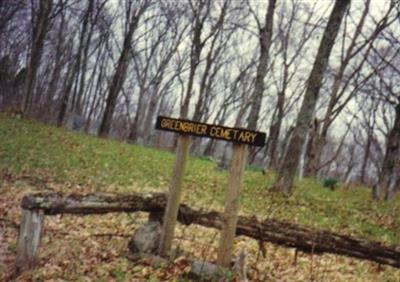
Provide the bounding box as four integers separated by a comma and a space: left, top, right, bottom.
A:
158, 134, 191, 256
155, 116, 265, 262
216, 143, 248, 267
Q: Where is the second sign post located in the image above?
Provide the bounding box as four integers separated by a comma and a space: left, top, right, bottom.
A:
216, 143, 248, 267
155, 116, 266, 267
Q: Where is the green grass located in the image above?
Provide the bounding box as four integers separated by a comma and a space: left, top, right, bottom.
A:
1, 114, 399, 245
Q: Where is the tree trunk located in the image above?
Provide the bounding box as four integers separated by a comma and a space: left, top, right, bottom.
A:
43, 4, 66, 120
268, 92, 284, 170
56, 56, 74, 127
377, 102, 400, 201
98, 3, 148, 137
180, 6, 204, 119
344, 145, 356, 186
246, 0, 276, 131
203, 139, 216, 156
304, 119, 324, 177
84, 43, 108, 132
360, 128, 373, 184
21, 0, 52, 114
128, 86, 146, 142
143, 86, 160, 144
73, 0, 95, 114
303, 0, 391, 178
57, 0, 94, 126
273, 0, 350, 195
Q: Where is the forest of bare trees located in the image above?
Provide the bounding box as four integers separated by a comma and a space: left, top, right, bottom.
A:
1, 0, 399, 200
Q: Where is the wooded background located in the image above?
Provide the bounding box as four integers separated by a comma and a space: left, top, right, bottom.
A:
0, 0, 399, 200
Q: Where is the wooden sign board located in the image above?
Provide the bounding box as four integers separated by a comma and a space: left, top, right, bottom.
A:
155, 116, 266, 147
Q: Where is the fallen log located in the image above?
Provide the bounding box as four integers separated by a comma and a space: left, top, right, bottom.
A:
20, 192, 400, 268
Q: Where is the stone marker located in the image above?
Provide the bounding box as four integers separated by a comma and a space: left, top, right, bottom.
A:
128, 221, 161, 255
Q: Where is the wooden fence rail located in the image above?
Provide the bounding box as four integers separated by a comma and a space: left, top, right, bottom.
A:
16, 192, 400, 274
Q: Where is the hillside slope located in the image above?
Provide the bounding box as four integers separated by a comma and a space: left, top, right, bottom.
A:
1, 114, 399, 281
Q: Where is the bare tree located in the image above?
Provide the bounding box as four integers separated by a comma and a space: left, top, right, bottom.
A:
246, 0, 276, 131
273, 0, 350, 195
367, 38, 400, 200
0, 0, 24, 37
127, 3, 188, 143
22, 0, 53, 114
304, 0, 397, 177
266, 0, 323, 170
179, 0, 229, 120
98, 0, 151, 137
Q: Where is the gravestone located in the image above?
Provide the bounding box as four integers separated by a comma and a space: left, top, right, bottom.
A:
66, 113, 85, 132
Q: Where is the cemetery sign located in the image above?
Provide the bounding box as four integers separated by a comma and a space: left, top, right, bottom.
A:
155, 116, 266, 147
155, 115, 266, 265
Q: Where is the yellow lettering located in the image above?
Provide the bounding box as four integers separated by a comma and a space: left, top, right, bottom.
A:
215, 127, 223, 138
222, 128, 232, 140
237, 131, 253, 143
210, 126, 218, 137
179, 121, 185, 131
244, 132, 252, 142
182, 122, 190, 132
238, 131, 246, 142
249, 132, 257, 142
232, 129, 239, 140
198, 125, 207, 135
161, 118, 168, 128
172, 120, 180, 130
168, 119, 175, 130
